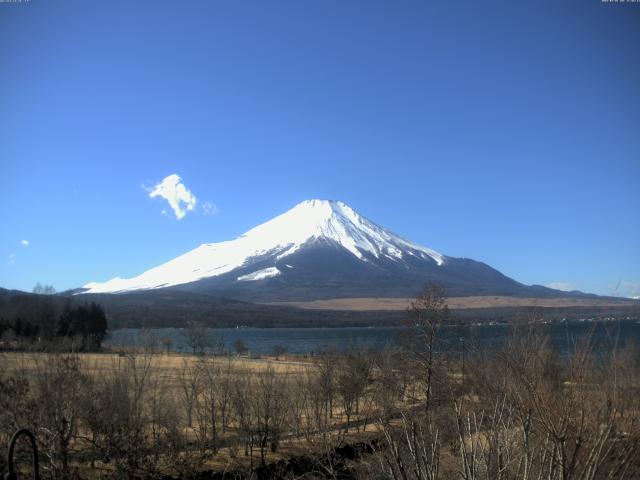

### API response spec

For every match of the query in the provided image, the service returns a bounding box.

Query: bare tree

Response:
[373,347,408,419]
[177,359,201,429]
[160,336,173,355]
[230,370,255,466]
[137,328,158,354]
[375,411,441,480]
[272,344,287,360]
[252,366,287,464]
[194,357,231,453]
[215,357,235,433]
[314,352,337,423]
[298,361,357,479]
[234,339,248,356]
[180,321,213,355]
[32,283,56,295]
[403,283,448,412]
[336,350,372,433]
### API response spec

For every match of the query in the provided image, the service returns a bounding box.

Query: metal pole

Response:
[5,428,40,480]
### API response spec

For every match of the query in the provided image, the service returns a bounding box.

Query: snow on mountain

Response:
[237,267,281,282]
[81,199,445,294]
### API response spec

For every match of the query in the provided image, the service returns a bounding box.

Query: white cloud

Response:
[202,201,219,216]
[21,240,29,247]
[148,174,197,220]
[546,282,574,292]
[608,280,640,299]
[8,253,16,265]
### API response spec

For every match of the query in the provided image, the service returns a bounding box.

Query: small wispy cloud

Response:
[546,282,574,292]
[147,174,197,220]
[8,253,16,265]
[608,280,640,299]
[21,240,29,248]
[202,201,219,216]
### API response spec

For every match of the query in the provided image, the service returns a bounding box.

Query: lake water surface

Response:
[106,319,640,355]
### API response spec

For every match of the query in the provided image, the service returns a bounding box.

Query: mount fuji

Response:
[80,199,580,302]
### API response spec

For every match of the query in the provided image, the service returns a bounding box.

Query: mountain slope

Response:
[80,199,593,301]
[83,199,444,294]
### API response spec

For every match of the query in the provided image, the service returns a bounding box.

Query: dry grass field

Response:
[267,295,640,311]
[1,351,313,378]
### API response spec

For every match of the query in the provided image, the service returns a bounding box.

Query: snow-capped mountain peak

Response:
[81,199,444,294]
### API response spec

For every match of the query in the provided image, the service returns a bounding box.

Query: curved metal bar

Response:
[5,428,40,480]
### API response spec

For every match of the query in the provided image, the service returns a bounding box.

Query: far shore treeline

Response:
[0,285,107,350]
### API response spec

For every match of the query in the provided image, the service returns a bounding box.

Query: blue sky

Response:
[1,0,638,297]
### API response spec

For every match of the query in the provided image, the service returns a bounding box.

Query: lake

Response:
[105,318,640,355]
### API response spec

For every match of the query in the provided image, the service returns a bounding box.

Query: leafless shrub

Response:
[31,354,85,479]
[77,352,164,479]
[457,325,640,479]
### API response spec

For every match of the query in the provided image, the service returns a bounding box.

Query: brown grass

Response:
[265,295,639,311]
[1,351,314,378]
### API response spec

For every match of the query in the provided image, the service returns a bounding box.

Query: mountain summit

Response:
[238,199,445,265]
[81,199,572,301]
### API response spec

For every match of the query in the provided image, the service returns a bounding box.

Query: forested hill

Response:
[0,288,107,349]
